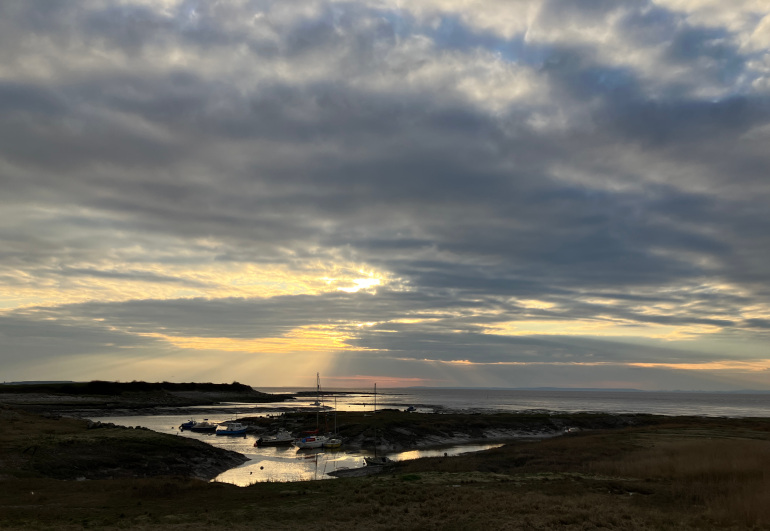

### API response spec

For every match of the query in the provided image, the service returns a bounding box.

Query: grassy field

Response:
[0,406,246,482]
[1,407,769,529]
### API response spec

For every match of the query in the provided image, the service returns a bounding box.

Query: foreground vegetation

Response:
[0,406,246,482]
[1,406,769,530]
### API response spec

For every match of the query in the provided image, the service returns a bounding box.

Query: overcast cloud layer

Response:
[1,0,769,390]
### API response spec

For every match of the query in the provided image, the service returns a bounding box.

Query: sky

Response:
[1,0,770,391]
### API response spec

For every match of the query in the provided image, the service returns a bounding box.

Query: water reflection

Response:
[214,448,366,485]
[90,413,370,485]
[212,443,506,486]
[392,443,504,462]
[89,412,506,486]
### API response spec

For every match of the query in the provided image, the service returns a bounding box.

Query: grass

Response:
[393,420,770,528]
[0,406,245,481]
[589,437,770,526]
[1,407,769,529]
[0,472,722,530]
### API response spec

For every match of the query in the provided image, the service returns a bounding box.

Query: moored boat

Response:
[364,456,394,466]
[255,428,294,447]
[188,419,218,433]
[323,395,341,449]
[294,435,328,449]
[295,373,328,449]
[365,383,390,465]
[322,437,342,449]
[216,422,248,436]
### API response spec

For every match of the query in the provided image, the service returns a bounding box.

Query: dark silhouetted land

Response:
[1,382,769,529]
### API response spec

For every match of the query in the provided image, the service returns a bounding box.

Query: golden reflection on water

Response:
[214,448,366,486]
[89,413,509,486]
[215,444,506,486]
[392,443,503,462]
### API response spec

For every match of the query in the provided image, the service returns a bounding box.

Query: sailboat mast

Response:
[315,372,320,429]
[374,383,377,459]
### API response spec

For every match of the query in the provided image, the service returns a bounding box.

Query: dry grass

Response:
[0,474,713,530]
[2,409,770,530]
[392,421,770,529]
[0,406,244,481]
[589,437,770,526]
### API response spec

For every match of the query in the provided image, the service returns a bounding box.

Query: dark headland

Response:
[1,381,769,529]
[0,380,292,414]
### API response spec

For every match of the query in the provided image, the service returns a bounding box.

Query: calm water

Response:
[90,412,503,486]
[92,388,770,486]
[259,387,770,418]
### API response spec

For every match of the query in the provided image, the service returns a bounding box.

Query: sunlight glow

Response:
[628,360,770,372]
[144,324,375,354]
[417,358,770,373]
[337,277,382,293]
[0,259,390,310]
[322,375,441,387]
[484,319,723,341]
[517,299,557,310]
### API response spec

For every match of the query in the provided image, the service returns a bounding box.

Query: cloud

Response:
[1,0,769,389]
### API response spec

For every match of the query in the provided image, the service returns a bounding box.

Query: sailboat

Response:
[295,373,329,449]
[323,395,342,448]
[364,383,393,466]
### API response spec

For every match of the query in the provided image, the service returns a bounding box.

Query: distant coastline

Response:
[402,386,770,394]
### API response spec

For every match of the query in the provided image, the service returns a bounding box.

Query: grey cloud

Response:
[0,83,65,116]
[666,26,740,70]
[742,319,770,330]
[57,267,209,286]
[13,283,759,360]
[1,0,769,387]
[0,313,160,359]
[350,326,712,364]
[43,292,423,339]
[601,95,768,148]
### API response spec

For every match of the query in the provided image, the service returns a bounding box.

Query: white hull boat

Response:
[255,429,294,447]
[294,435,328,449]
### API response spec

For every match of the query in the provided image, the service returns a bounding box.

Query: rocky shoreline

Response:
[239,408,660,454]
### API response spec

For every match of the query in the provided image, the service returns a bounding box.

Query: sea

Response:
[262,387,770,418]
[90,388,770,487]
